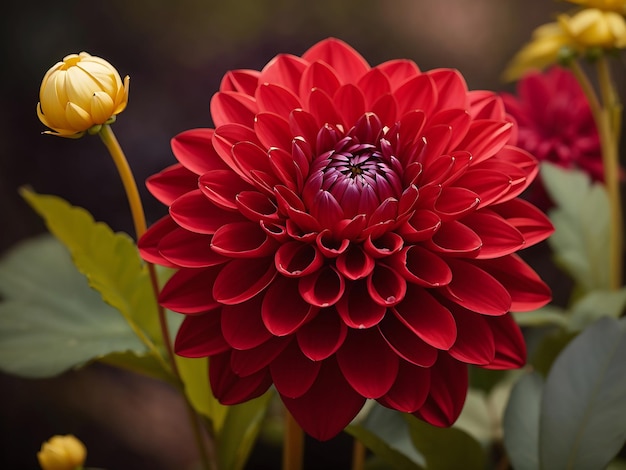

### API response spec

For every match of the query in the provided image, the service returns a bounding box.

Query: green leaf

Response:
[539,316,626,470]
[176,355,228,433]
[345,424,423,470]
[541,163,611,292]
[406,415,486,470]
[20,188,165,355]
[503,372,544,470]
[99,351,175,384]
[0,235,145,377]
[513,306,569,329]
[566,288,626,331]
[530,329,578,377]
[217,391,274,470]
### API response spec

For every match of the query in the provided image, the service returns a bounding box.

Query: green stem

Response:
[351,439,366,470]
[570,60,623,290]
[283,410,304,470]
[98,124,216,470]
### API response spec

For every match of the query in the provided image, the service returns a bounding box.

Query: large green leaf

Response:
[217,391,274,470]
[566,288,626,331]
[345,424,423,470]
[503,372,543,470]
[539,316,626,470]
[0,235,145,377]
[406,415,486,470]
[541,163,611,292]
[20,188,165,355]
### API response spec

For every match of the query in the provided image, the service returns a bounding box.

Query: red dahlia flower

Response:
[139,38,553,441]
[501,66,603,181]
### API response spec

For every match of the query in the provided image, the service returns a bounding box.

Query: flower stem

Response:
[351,439,366,470]
[283,410,304,470]
[570,60,623,290]
[98,124,216,470]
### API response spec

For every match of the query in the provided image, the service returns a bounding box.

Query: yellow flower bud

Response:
[37,52,130,138]
[559,8,626,48]
[37,434,87,470]
[564,0,626,14]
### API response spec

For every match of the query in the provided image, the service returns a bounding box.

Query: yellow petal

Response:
[91,91,115,123]
[65,102,93,131]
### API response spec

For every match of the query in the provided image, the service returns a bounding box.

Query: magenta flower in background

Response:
[501,66,604,182]
[139,38,553,441]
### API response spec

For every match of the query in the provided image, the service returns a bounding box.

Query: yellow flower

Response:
[37,434,87,470]
[564,0,626,14]
[558,8,626,48]
[37,52,129,138]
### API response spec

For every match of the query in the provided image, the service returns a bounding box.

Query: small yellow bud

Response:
[37,52,129,138]
[37,434,87,470]
[559,8,626,49]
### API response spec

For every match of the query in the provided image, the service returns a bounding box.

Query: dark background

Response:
[0,1,580,468]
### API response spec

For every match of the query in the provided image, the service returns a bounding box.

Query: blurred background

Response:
[0,0,574,468]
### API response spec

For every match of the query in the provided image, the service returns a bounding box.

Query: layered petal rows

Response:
[139,38,553,441]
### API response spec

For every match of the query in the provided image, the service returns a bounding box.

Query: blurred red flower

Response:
[502,66,604,183]
[139,38,553,441]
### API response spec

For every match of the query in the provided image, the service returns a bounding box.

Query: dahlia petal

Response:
[413,354,468,427]
[398,210,442,243]
[232,140,275,178]
[377,59,421,90]
[393,287,457,350]
[447,306,496,365]
[395,73,437,117]
[297,309,347,361]
[419,154,457,187]
[482,313,526,369]
[261,220,290,242]
[262,276,317,336]
[371,94,398,128]
[259,53,308,96]
[337,214,368,240]
[159,227,227,268]
[337,328,399,398]
[378,360,431,413]
[491,198,554,248]
[429,220,482,255]
[221,295,272,349]
[199,169,255,210]
[270,340,322,398]
[256,83,302,119]
[428,69,468,110]
[170,189,243,234]
[230,336,291,376]
[174,309,229,357]
[138,216,179,267]
[210,351,272,405]
[357,67,391,107]
[443,259,511,315]
[299,61,341,103]
[368,197,399,227]
[336,244,375,280]
[427,108,471,151]
[433,186,479,221]
[474,254,552,311]
[211,221,278,258]
[493,146,539,199]
[212,123,261,180]
[268,147,300,190]
[210,91,258,128]
[309,87,343,128]
[289,109,320,150]
[311,191,345,229]
[275,241,323,277]
[454,169,513,208]
[462,211,525,259]
[334,84,366,128]
[367,264,407,307]
[299,265,345,308]
[235,190,280,223]
[146,164,199,206]
[396,111,427,162]
[171,128,229,175]
[363,232,404,259]
[457,120,513,164]
[336,280,387,329]
[469,90,506,120]
[213,257,277,305]
[159,266,221,314]
[254,112,293,151]
[417,124,452,167]
[281,357,366,441]
[378,313,438,367]
[220,69,260,95]
[388,245,452,287]
[302,37,371,84]
[316,230,350,258]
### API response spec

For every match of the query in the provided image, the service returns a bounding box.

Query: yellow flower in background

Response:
[559,8,626,47]
[37,52,129,138]
[503,8,626,81]
[564,0,626,14]
[37,434,87,470]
